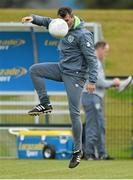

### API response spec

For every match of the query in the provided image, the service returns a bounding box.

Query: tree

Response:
[0,0,49,8]
[76,0,133,9]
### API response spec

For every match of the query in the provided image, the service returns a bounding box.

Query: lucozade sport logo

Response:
[44,40,59,46]
[0,67,27,82]
[0,39,25,50]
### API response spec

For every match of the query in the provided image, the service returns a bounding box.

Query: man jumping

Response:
[22,7,98,168]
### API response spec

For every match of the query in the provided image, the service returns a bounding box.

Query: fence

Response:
[0,76,132,159]
[104,76,133,159]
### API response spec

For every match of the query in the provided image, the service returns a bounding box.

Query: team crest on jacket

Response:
[68,35,74,43]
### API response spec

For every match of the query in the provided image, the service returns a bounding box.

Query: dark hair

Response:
[95,41,108,49]
[57,7,73,18]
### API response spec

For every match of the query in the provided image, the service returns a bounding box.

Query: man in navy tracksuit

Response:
[22,7,98,168]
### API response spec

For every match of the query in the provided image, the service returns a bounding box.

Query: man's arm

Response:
[97,77,120,88]
[22,15,52,28]
[79,31,98,92]
[96,62,120,88]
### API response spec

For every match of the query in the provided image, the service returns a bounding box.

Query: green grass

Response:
[107,86,133,100]
[0,9,133,75]
[0,159,133,179]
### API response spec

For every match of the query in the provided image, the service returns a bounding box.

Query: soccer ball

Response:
[48,18,69,38]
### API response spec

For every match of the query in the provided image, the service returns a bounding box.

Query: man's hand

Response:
[85,83,96,93]
[113,78,121,87]
[21,16,33,23]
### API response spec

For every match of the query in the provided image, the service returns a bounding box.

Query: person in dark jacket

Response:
[22,7,98,168]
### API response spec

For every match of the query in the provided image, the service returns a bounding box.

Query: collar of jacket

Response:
[73,16,81,29]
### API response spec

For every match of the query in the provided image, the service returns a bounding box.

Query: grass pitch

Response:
[0,159,133,179]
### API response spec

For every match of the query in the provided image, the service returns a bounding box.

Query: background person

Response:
[82,41,121,160]
[21,7,98,168]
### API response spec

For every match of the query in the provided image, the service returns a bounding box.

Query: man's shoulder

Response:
[80,25,93,36]
[73,27,93,39]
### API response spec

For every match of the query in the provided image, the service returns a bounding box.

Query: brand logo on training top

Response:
[86,42,91,47]
[68,35,74,43]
